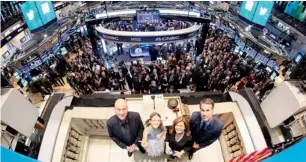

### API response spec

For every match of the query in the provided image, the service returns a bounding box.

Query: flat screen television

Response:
[136,10,160,24]
[295,54,303,63]
[265,66,272,73]
[2,51,10,59]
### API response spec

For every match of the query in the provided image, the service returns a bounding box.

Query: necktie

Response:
[200,122,206,134]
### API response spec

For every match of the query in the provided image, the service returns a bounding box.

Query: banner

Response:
[98,31,199,43]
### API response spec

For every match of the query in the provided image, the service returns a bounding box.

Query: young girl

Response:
[141,112,166,157]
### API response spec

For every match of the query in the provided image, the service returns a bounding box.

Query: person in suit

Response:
[189,98,224,159]
[107,99,146,157]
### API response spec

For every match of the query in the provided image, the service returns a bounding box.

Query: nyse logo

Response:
[155,36,180,42]
[245,1,254,11]
[131,37,141,42]
[41,3,50,14]
[27,10,34,20]
[259,7,268,16]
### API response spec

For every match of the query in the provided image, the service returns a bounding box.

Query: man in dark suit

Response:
[189,98,224,159]
[107,99,146,157]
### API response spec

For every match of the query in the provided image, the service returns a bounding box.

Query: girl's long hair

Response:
[145,112,163,128]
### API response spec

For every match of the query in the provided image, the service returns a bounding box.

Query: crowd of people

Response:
[104,19,189,32]
[60,26,275,99]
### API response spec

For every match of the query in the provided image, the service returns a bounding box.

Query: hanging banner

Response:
[98,31,199,43]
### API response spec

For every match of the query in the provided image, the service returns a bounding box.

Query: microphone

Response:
[151,95,156,110]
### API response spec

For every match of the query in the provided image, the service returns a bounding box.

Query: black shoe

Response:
[128,151,133,157]
[138,146,146,154]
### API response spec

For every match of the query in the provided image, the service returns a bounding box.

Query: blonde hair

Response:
[145,112,163,128]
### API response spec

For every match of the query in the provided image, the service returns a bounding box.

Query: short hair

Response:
[200,98,215,109]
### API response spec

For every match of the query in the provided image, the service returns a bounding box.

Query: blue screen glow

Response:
[20,1,56,31]
[20,1,44,31]
[35,1,56,25]
[239,1,274,26]
[252,1,274,26]
[239,1,259,20]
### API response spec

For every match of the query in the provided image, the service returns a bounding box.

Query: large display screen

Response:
[20,1,56,31]
[20,1,44,31]
[252,1,274,26]
[239,1,259,20]
[239,1,274,26]
[35,1,57,24]
[136,10,160,24]
[285,1,306,22]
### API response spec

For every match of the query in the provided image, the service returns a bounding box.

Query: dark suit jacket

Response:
[107,112,144,149]
[190,112,224,148]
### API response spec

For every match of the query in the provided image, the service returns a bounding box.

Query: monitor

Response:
[252,1,274,26]
[239,1,259,20]
[270,72,277,80]
[265,66,272,73]
[136,10,160,24]
[21,79,28,87]
[35,1,57,25]
[239,1,274,26]
[285,1,306,22]
[2,51,10,59]
[13,72,21,80]
[20,2,44,31]
[20,37,27,44]
[295,54,303,63]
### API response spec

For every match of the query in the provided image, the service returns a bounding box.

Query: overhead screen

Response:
[35,1,57,24]
[136,10,160,24]
[285,1,306,22]
[20,1,56,31]
[20,2,44,31]
[239,1,274,26]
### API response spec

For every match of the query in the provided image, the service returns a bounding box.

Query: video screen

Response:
[137,10,160,24]
[244,46,257,58]
[2,51,10,59]
[239,1,274,26]
[20,2,44,31]
[130,46,150,57]
[252,1,274,26]
[255,53,269,65]
[295,54,303,63]
[20,1,56,31]
[285,1,306,22]
[21,79,28,87]
[265,66,273,73]
[20,65,31,73]
[35,1,57,25]
[270,72,277,80]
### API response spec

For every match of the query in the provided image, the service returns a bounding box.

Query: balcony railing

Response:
[271,9,306,36]
[1,13,24,32]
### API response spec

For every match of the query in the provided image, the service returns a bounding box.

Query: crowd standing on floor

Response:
[60,27,274,98]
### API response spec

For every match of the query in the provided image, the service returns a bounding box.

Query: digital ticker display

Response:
[136,10,160,24]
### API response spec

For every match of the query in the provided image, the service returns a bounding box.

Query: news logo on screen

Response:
[285,1,306,22]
